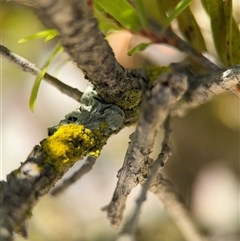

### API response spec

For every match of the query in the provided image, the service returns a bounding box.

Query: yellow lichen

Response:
[88,149,101,157]
[41,124,99,172]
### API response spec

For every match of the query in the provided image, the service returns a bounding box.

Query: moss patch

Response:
[144,66,171,88]
[117,89,142,110]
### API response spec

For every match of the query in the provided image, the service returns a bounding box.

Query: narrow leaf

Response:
[224,0,233,65]
[18,29,58,43]
[137,0,170,26]
[94,6,121,33]
[94,0,141,32]
[177,7,207,51]
[134,0,150,30]
[201,0,226,64]
[224,0,240,65]
[229,18,240,65]
[127,42,152,56]
[29,44,63,111]
[161,0,195,33]
[201,0,240,66]
[44,31,59,42]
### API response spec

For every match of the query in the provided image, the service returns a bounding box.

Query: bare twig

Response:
[104,73,187,226]
[164,29,220,72]
[143,21,220,72]
[118,117,172,239]
[171,64,240,115]
[51,156,97,196]
[0,44,83,102]
[149,174,207,241]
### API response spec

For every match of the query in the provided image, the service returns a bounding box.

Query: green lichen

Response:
[118,66,172,123]
[117,89,142,110]
[88,122,110,152]
[42,123,100,172]
[144,66,172,88]
[123,106,141,125]
[49,86,124,136]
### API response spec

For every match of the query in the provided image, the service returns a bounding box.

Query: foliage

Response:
[29,44,63,111]
[20,0,240,110]
[19,30,62,111]
[94,0,239,65]
[201,0,240,65]
[18,29,59,43]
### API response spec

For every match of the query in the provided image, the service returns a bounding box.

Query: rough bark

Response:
[1,1,240,241]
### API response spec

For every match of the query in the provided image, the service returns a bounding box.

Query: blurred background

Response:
[1,1,239,241]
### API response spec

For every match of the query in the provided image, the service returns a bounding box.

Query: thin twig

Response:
[144,21,220,72]
[104,73,187,226]
[51,156,97,196]
[148,175,207,241]
[118,117,172,238]
[0,44,83,102]
[164,29,220,72]
[171,64,240,115]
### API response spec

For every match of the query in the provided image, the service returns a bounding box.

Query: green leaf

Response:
[224,0,233,65]
[29,44,63,111]
[142,0,174,26]
[94,0,142,32]
[229,18,240,65]
[224,0,240,65]
[201,0,225,63]
[201,0,228,64]
[44,30,59,42]
[201,0,240,66]
[134,0,150,30]
[161,0,195,33]
[94,6,121,33]
[127,42,152,56]
[177,7,207,51]
[18,29,59,43]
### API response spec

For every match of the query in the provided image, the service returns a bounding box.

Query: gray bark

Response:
[1,1,240,241]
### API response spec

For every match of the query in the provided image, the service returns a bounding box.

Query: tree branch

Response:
[148,174,207,241]
[0,125,101,241]
[2,2,240,241]
[145,23,220,72]
[171,63,240,115]
[117,117,172,239]
[0,88,124,241]
[116,116,206,241]
[51,156,97,196]
[0,44,83,102]
[103,73,187,226]
[30,0,147,109]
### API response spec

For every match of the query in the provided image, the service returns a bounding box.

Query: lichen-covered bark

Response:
[0,90,122,241]
[104,73,187,226]
[2,1,240,241]
[0,120,112,241]
[1,145,53,240]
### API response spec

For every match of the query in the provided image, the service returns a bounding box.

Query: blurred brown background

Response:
[1,2,239,241]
